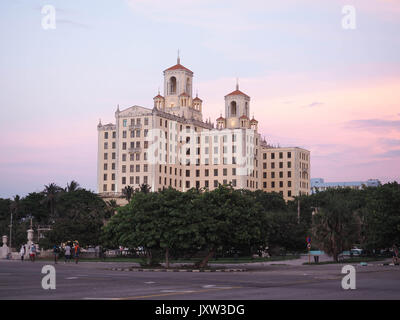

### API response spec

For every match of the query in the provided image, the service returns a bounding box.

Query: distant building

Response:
[310,178,381,194]
[97,57,311,201]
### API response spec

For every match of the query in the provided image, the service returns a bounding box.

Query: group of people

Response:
[19,243,37,262]
[53,241,80,264]
[18,241,80,264]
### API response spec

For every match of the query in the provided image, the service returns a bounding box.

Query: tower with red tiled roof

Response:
[162,54,202,120]
[224,80,251,129]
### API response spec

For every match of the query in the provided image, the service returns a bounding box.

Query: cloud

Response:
[376,149,400,158]
[346,118,400,131]
[303,101,324,108]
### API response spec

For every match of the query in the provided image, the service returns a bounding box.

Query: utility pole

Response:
[9,212,13,250]
[297,198,300,224]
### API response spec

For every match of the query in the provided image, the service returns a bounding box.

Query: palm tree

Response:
[41,183,64,220]
[122,186,134,202]
[139,183,151,194]
[105,199,119,218]
[66,180,80,192]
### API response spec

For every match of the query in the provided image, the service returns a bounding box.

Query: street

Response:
[0,259,399,300]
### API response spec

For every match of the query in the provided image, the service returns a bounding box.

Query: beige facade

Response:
[97,58,310,201]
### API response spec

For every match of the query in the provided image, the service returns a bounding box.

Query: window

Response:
[123,131,127,138]
[205,180,209,188]
[122,165,126,173]
[122,142,127,150]
[112,131,116,138]
[288,171,292,178]
[112,173,115,181]
[186,170,190,177]
[288,161,291,168]
[288,181,292,187]
[103,174,107,181]
[196,170,200,177]
[263,172,267,179]
[104,163,108,170]
[136,165,140,172]
[112,142,116,149]
[288,190,292,197]
[223,168,227,176]
[123,119,127,127]
[232,179,237,187]
[130,176,134,184]
[103,184,107,192]
[104,153,108,160]
[136,176,140,184]
[144,118,149,125]
[214,180,219,188]
[279,152,283,159]
[205,169,209,177]
[271,172,275,178]
[271,181,275,188]
[288,152,291,158]
[214,169,218,176]
[279,171,283,178]
[112,163,115,170]
[271,153,275,159]
[279,181,283,188]
[271,162,275,169]
[104,132,108,139]
[279,162,283,168]
[232,168,236,176]
[122,154,126,161]
[130,165,134,172]
[186,181,190,188]
[122,177,126,185]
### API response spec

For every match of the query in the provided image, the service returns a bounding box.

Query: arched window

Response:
[186,77,191,94]
[230,101,237,117]
[170,77,177,94]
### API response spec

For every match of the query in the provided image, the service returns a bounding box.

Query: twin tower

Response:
[153,57,258,130]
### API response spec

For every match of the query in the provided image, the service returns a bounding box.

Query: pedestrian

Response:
[392,244,399,265]
[64,243,71,263]
[73,241,80,264]
[29,244,36,262]
[20,245,25,262]
[53,244,60,264]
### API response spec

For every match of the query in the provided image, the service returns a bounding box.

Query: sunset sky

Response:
[0,0,399,198]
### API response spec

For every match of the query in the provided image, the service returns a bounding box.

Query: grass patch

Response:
[37,255,300,264]
[303,256,386,265]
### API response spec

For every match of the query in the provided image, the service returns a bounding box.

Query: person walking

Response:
[64,243,72,263]
[53,244,60,264]
[20,245,25,261]
[29,244,36,262]
[73,241,80,264]
[393,244,399,265]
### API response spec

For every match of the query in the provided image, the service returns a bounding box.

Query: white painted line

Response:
[160,290,195,293]
[202,285,216,288]
[65,277,78,280]
[144,281,155,284]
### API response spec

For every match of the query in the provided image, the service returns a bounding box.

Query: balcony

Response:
[128,147,142,153]
[129,124,142,130]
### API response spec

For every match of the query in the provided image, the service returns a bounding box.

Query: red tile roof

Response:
[217,116,225,121]
[153,94,164,99]
[240,114,249,119]
[164,63,193,73]
[250,117,258,123]
[179,92,190,97]
[193,96,202,102]
[225,89,250,98]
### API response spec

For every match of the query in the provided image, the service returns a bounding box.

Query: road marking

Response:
[65,277,78,280]
[160,290,195,293]
[112,286,241,300]
[144,281,155,284]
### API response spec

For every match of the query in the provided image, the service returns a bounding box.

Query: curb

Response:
[109,267,246,272]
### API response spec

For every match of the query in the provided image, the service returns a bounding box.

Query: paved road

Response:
[0,259,399,300]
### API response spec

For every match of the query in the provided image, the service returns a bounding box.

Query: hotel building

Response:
[97,58,310,201]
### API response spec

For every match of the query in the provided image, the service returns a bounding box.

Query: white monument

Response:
[0,235,10,259]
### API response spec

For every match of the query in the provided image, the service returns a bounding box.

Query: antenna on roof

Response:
[236,78,239,90]
[177,49,180,64]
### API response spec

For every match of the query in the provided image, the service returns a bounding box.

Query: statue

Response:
[0,235,10,259]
